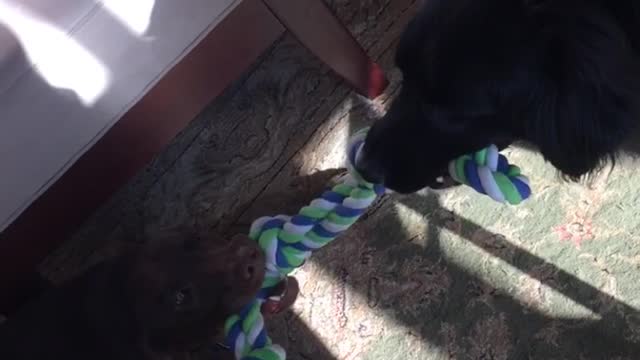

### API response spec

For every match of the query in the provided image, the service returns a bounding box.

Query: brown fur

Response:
[0,232,264,360]
[0,169,343,359]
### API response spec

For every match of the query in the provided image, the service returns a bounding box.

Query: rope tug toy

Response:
[223,127,531,360]
[448,144,531,205]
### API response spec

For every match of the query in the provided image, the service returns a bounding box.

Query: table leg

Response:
[263,0,389,99]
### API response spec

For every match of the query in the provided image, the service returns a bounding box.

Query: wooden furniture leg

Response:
[263,0,389,99]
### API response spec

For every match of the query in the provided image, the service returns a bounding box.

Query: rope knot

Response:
[449,145,531,205]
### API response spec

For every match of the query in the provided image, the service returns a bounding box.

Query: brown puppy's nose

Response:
[234,244,264,281]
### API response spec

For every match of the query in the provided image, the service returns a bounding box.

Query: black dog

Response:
[356,0,640,193]
[0,232,268,360]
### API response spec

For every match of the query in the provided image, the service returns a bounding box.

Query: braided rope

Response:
[223,128,531,360]
[448,144,531,205]
[224,129,382,360]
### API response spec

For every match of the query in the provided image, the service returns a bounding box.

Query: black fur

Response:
[357,0,640,193]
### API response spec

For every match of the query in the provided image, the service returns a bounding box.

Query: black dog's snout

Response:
[354,148,385,184]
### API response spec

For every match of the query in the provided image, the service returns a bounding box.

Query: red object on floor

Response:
[367,62,389,99]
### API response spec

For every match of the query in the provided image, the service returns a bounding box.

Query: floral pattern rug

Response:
[265,149,640,360]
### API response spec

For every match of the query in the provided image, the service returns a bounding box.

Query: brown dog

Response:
[0,232,282,360]
[0,169,343,359]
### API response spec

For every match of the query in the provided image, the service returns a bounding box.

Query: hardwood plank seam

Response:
[227,84,353,229]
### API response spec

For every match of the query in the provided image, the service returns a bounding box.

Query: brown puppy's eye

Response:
[245,264,256,280]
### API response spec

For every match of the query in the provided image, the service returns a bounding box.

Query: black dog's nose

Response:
[354,148,385,184]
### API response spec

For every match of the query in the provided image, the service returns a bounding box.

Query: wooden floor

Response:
[39,0,420,283]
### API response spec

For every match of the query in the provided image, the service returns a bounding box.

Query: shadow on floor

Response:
[302,180,640,359]
[276,88,640,358]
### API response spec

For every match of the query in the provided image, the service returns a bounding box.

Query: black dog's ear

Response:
[523,11,640,179]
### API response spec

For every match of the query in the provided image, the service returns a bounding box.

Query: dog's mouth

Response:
[354,143,458,193]
[367,168,459,194]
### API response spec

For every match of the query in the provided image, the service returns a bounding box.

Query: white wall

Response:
[0,0,240,231]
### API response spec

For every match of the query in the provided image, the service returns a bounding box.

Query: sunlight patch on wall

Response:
[103,0,155,36]
[0,2,110,106]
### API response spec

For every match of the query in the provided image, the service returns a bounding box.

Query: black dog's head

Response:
[357,0,640,193]
[126,232,265,352]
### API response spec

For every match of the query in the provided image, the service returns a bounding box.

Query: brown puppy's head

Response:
[125,232,265,352]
